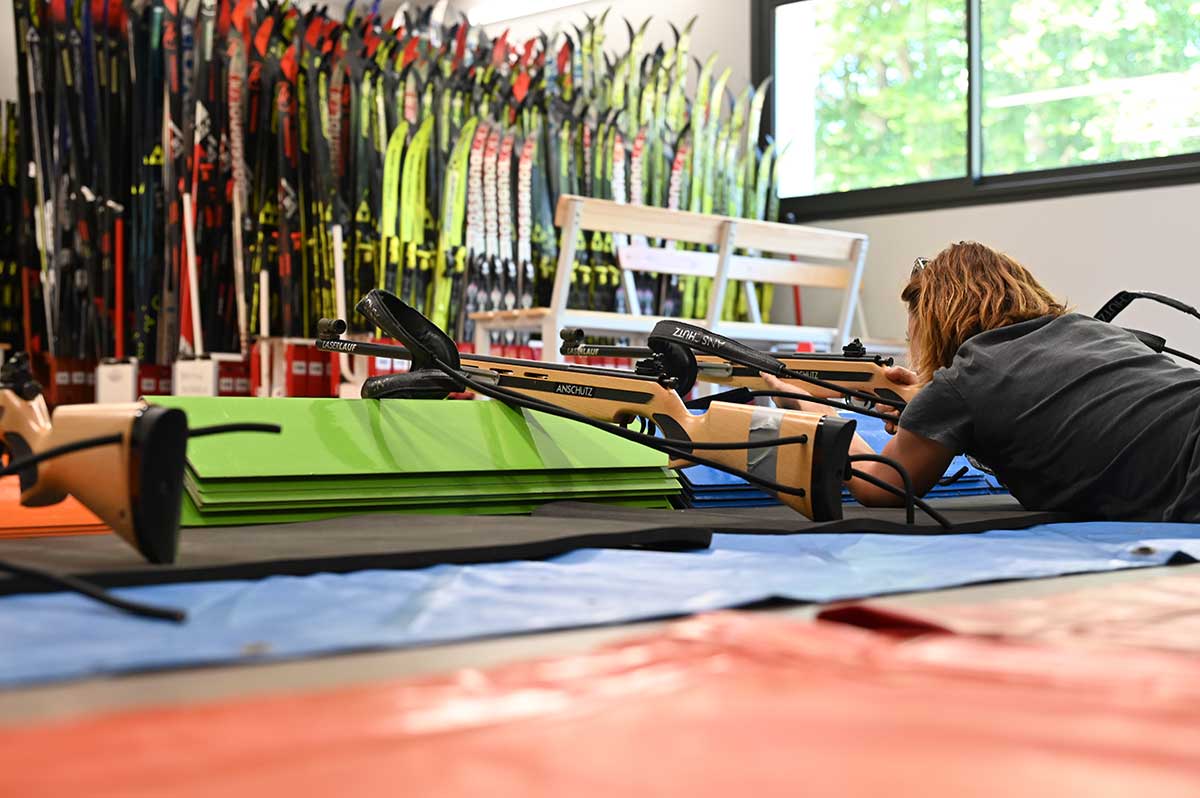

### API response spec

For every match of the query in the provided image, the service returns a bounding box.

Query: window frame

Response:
[751,0,1200,222]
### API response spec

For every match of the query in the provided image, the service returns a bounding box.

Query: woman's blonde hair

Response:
[901,241,1066,382]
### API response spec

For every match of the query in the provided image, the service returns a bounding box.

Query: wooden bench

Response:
[469,195,873,362]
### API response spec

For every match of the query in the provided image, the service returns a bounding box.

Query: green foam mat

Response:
[150,397,667,478]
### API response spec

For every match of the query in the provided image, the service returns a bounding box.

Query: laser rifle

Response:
[559,329,919,409]
[317,290,859,522]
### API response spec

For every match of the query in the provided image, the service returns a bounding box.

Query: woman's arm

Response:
[846,426,955,506]
[760,370,956,507]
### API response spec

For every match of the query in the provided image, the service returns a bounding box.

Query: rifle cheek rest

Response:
[357,289,462,371]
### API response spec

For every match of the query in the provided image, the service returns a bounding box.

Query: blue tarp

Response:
[1,521,1198,687]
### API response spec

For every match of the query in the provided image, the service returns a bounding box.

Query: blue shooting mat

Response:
[1,521,1198,687]
[680,413,1006,507]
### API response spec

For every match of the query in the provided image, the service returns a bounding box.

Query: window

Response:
[753,0,1200,219]
[775,0,968,197]
[981,0,1200,175]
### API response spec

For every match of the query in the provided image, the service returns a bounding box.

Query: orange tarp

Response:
[3,611,1200,797]
[0,477,108,539]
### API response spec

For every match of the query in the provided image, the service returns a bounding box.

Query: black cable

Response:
[462,372,816,451]
[938,466,970,487]
[1165,346,1200,368]
[860,454,953,528]
[475,383,808,497]
[849,453,916,525]
[0,423,278,621]
[0,433,122,478]
[655,433,816,450]
[189,423,283,437]
[849,468,952,529]
[0,560,186,622]
[0,424,281,479]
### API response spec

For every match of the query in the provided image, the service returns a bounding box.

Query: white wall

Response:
[811,183,1200,353]
[448,0,751,92]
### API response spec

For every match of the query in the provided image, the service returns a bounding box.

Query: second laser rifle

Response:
[559,329,919,409]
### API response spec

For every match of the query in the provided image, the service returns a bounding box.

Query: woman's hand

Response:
[884,365,919,386]
[760,366,921,433]
[759,372,839,416]
[880,366,920,434]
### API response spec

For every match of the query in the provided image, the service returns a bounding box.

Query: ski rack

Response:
[468,195,884,363]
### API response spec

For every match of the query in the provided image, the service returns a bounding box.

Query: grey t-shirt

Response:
[900,313,1200,521]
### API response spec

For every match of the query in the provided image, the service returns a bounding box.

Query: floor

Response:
[4,560,1194,726]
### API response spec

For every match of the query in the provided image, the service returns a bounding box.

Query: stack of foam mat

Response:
[677,413,1006,509]
[147,397,681,525]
